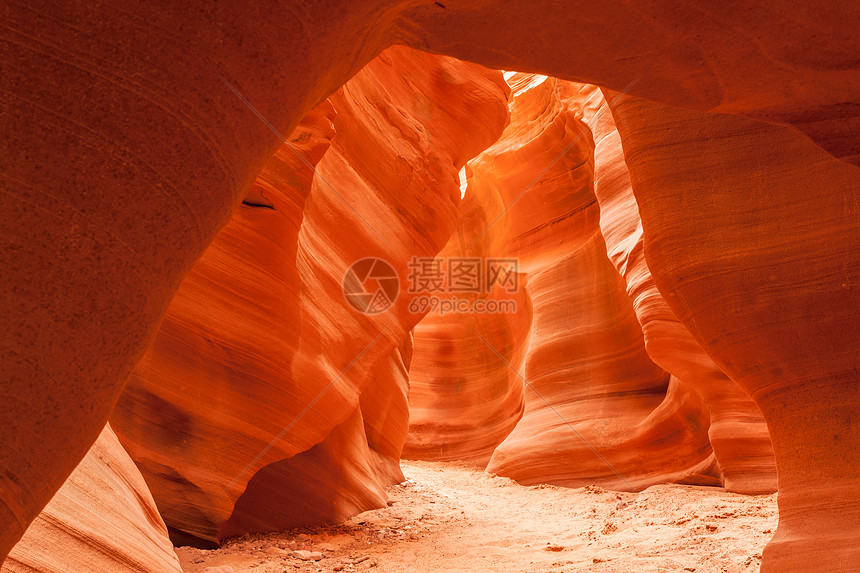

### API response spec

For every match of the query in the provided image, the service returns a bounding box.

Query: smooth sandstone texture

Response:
[2,425,181,573]
[560,82,778,494]
[111,101,338,544]
[402,166,533,464]
[111,46,510,544]
[1,0,405,557]
[608,92,859,572]
[2,2,857,570]
[398,1,860,165]
[401,96,533,463]
[468,74,715,489]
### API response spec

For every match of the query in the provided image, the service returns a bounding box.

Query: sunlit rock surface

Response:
[1,3,857,570]
[3,426,181,573]
[110,46,510,544]
[402,162,532,465]
[406,75,778,498]
[421,73,717,490]
[557,82,778,494]
[607,91,859,573]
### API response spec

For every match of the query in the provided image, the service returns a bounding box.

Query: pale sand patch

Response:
[176,460,777,573]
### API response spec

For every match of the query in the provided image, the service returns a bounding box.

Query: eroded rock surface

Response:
[1,4,857,571]
[608,91,859,573]
[110,46,510,544]
[3,425,181,573]
[402,131,532,464]
[444,74,717,490]
[558,82,778,494]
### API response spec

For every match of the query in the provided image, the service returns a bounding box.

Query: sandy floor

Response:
[176,461,778,573]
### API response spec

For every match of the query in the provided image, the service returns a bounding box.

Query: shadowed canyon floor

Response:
[176,462,777,573]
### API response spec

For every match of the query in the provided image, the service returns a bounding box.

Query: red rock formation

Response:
[400,1,860,165]
[607,92,859,572]
[110,102,338,544]
[2,425,180,573]
[2,2,857,568]
[402,166,533,464]
[111,46,510,544]
[0,1,416,556]
[559,82,778,494]
[459,73,715,489]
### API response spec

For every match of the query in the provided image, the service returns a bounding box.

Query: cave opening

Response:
[2,4,858,573]
[127,55,785,571]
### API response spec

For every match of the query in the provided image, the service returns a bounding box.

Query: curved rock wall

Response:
[402,165,532,464]
[398,1,860,165]
[0,1,408,556]
[558,82,778,494]
[110,102,338,544]
[460,74,715,489]
[2,3,857,570]
[2,426,180,573]
[110,46,510,544]
[608,91,859,572]
[406,75,779,498]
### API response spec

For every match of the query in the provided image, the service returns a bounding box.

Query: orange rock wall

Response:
[2,3,857,570]
[406,75,778,497]
[413,74,718,489]
[2,426,181,573]
[608,91,859,572]
[1,1,409,557]
[402,120,534,464]
[110,46,510,544]
[400,1,860,165]
[110,101,338,544]
[556,82,778,494]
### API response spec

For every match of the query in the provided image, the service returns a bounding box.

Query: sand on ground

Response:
[176,460,778,573]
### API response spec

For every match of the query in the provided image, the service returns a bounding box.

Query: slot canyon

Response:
[1,2,857,572]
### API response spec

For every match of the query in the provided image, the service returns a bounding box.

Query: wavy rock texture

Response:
[1,1,857,568]
[460,73,716,489]
[111,102,338,545]
[402,164,533,464]
[558,82,778,494]
[0,1,412,556]
[401,1,860,165]
[111,46,510,544]
[2,425,180,573]
[608,92,859,572]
